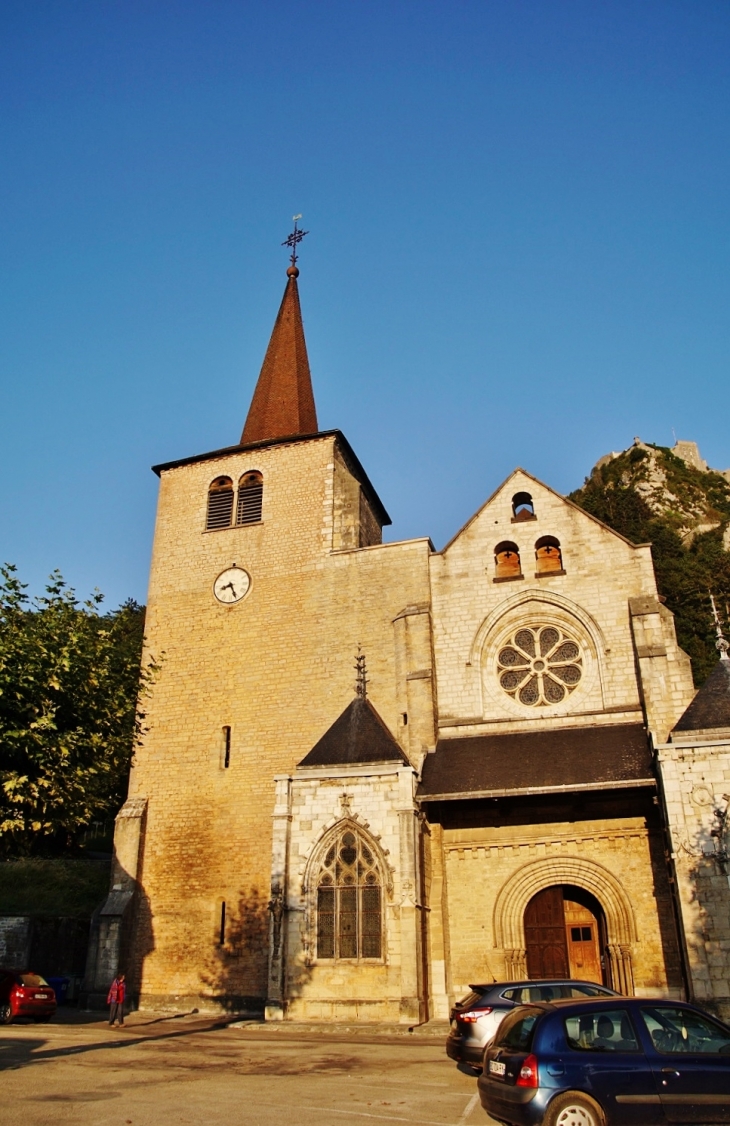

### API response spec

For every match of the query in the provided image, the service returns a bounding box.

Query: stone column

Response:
[393,605,436,769]
[265,774,292,1021]
[397,766,425,1024]
[505,948,528,978]
[607,944,635,996]
[81,796,147,1009]
[424,822,452,1018]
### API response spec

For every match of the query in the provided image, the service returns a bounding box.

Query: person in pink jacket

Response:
[107,973,126,1026]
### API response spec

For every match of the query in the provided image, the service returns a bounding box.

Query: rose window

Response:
[497,626,582,706]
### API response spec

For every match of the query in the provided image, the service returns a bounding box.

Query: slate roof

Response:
[418,723,652,801]
[673,659,730,733]
[298,696,408,768]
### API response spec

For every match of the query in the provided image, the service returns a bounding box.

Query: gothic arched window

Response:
[316,828,382,960]
[236,471,263,525]
[206,477,234,530]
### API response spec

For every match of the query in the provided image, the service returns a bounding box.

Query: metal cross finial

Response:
[354,645,368,698]
[282,214,309,267]
[710,593,729,661]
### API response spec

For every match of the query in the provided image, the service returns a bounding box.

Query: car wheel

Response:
[544,1092,605,1126]
[0,1003,13,1026]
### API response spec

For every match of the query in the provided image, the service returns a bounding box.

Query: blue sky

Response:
[1,1,728,607]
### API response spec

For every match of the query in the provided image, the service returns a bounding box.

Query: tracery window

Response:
[497,625,583,706]
[316,828,382,960]
[206,477,234,530]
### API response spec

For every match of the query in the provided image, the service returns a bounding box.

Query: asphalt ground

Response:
[1,1011,498,1126]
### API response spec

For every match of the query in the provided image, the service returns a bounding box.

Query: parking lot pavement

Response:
[1,1014,497,1126]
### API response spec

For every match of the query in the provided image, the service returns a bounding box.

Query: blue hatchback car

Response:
[478,996,730,1126]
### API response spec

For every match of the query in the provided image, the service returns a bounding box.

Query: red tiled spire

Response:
[240,265,318,444]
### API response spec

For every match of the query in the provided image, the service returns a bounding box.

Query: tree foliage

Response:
[0,565,156,855]
[570,450,730,687]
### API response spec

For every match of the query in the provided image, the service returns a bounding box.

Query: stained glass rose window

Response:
[497,625,582,706]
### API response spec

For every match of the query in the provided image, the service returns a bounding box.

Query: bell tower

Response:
[90,225,427,1016]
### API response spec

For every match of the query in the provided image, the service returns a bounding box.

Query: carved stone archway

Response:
[493,857,638,995]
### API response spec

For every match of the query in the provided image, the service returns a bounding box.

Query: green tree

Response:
[570,455,730,687]
[0,565,157,855]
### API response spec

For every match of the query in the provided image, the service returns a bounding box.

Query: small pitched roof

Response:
[673,659,730,734]
[241,268,318,444]
[298,696,408,768]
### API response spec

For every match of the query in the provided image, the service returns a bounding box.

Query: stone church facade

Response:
[85,259,730,1021]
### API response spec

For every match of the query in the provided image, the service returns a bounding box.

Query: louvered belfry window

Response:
[206,477,234,530]
[316,829,382,959]
[236,471,263,525]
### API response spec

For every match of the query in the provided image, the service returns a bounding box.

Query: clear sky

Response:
[1,1,728,608]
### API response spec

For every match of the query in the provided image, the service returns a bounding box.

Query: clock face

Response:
[213,566,251,605]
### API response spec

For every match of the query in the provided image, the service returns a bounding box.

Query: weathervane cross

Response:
[354,645,368,699]
[282,214,309,267]
[710,593,729,661]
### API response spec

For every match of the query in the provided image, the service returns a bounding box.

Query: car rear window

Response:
[564,1009,640,1052]
[502,985,564,1003]
[17,974,49,987]
[458,990,486,1009]
[494,1008,540,1051]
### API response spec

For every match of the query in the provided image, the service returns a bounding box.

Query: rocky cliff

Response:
[570,440,730,686]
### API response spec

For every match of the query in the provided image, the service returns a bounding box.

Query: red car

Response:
[0,970,56,1024]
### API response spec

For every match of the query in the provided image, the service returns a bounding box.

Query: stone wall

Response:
[126,434,432,1010]
[656,735,730,1018]
[428,469,693,742]
[269,763,425,1023]
[435,813,683,1003]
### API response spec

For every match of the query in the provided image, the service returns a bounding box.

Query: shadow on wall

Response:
[82,860,155,1010]
[680,808,730,1017]
[198,887,313,1015]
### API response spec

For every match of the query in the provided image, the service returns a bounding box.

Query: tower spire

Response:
[240,218,318,445]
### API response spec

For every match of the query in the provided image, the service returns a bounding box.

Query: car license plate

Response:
[489,1060,506,1076]
[35,993,48,1000]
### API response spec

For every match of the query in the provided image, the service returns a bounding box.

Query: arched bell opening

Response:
[524,884,608,987]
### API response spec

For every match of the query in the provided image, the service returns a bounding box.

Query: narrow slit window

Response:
[494,540,522,579]
[223,725,231,769]
[236,471,263,525]
[219,901,226,946]
[206,477,234,530]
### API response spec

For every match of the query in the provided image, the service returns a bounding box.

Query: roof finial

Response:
[710,593,729,661]
[354,645,368,698]
[282,214,308,277]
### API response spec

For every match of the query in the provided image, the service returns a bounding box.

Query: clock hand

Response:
[222,581,237,595]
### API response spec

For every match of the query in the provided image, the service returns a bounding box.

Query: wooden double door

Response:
[524,885,605,984]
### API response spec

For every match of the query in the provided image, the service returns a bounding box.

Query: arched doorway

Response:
[524,885,606,984]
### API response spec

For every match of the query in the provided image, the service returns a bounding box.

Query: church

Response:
[84,242,730,1022]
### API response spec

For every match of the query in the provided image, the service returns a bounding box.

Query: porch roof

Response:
[417,723,653,801]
